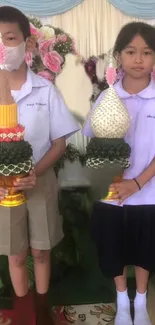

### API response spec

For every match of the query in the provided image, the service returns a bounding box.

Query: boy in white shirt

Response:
[0,6,79,325]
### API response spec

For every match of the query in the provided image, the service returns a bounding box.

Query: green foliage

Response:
[54,27,65,35]
[54,144,86,176]
[87,138,131,160]
[27,255,35,288]
[53,36,73,57]
[28,17,43,28]
[53,186,93,268]
[0,256,11,296]
[0,140,32,164]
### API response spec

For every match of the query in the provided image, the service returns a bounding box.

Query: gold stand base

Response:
[0,192,26,207]
[0,174,27,207]
[103,191,116,201]
[102,175,122,201]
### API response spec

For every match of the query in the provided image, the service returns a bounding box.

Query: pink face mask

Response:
[0,35,26,72]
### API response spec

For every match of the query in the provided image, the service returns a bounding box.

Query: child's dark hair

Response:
[0,6,30,40]
[113,22,155,57]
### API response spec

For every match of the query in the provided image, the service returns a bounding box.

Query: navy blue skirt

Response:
[91,202,155,278]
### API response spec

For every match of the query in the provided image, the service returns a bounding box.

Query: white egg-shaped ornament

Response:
[85,50,131,201]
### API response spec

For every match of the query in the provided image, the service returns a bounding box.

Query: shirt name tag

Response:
[27,102,46,107]
[147,115,155,119]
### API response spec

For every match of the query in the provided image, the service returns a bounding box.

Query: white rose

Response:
[40,26,55,40]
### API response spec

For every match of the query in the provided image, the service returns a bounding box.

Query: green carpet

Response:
[0,263,136,309]
[0,290,13,309]
[49,265,137,306]
[50,266,116,306]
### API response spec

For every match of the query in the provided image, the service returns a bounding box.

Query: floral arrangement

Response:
[80,55,108,102]
[81,54,123,103]
[26,17,77,83]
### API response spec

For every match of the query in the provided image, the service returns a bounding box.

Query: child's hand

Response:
[0,187,8,200]
[109,179,139,205]
[13,170,36,191]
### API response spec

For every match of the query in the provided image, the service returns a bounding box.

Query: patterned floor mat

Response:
[54,303,116,325]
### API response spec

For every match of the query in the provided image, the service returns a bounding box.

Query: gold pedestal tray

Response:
[0,174,27,207]
[102,175,122,201]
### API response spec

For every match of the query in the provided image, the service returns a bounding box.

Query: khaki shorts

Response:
[0,168,64,255]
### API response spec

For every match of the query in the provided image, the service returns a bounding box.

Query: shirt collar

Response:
[114,78,155,99]
[27,68,50,88]
[16,68,50,102]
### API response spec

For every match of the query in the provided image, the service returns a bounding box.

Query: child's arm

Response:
[110,158,155,204]
[35,137,66,177]
[136,158,155,188]
[12,170,36,191]
[34,84,80,177]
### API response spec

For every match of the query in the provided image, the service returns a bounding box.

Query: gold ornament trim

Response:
[0,173,28,207]
[101,175,122,201]
[0,191,26,207]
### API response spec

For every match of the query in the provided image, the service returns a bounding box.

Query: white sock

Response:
[134,291,151,325]
[114,289,132,325]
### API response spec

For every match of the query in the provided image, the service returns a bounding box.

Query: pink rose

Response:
[25,51,33,67]
[30,23,43,41]
[72,39,77,54]
[0,43,6,64]
[43,51,64,74]
[37,70,55,82]
[39,39,56,56]
[57,34,67,42]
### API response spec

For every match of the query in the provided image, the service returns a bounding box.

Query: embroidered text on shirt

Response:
[147,115,155,119]
[27,103,46,106]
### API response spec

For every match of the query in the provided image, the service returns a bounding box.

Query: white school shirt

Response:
[11,69,80,164]
[83,78,155,206]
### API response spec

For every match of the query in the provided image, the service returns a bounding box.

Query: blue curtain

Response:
[0,0,84,16]
[108,0,155,19]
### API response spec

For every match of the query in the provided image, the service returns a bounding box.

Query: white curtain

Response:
[40,0,155,151]
[41,0,155,58]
